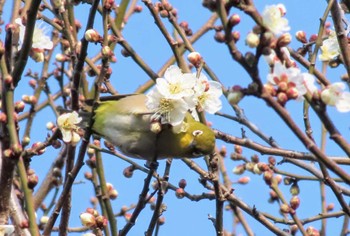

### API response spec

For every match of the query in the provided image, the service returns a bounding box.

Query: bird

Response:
[91,94,216,160]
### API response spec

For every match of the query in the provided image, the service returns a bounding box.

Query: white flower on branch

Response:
[321,82,350,112]
[146,88,190,127]
[319,31,340,62]
[262,4,290,36]
[57,111,82,145]
[146,65,223,127]
[193,73,223,114]
[15,18,53,51]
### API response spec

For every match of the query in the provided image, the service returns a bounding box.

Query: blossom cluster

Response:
[146,65,223,129]
[265,54,350,112]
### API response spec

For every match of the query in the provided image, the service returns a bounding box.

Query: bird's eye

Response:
[192,130,203,137]
[192,151,202,156]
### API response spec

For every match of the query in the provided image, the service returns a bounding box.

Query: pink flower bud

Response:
[237,176,250,184]
[229,14,240,27]
[175,188,185,199]
[187,51,202,67]
[295,31,307,44]
[290,196,300,210]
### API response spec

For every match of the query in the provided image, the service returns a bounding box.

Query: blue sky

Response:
[2,0,350,235]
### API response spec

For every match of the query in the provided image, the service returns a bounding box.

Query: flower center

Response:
[159,98,174,113]
[169,83,182,95]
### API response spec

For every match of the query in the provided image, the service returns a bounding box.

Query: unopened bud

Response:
[280,203,290,214]
[55,53,68,62]
[232,31,240,42]
[232,164,245,175]
[187,51,202,68]
[277,33,292,47]
[290,196,300,210]
[277,92,288,106]
[295,31,307,44]
[80,212,96,227]
[228,14,240,27]
[102,45,113,58]
[306,226,320,236]
[40,216,49,224]
[104,0,114,10]
[290,182,300,196]
[15,101,25,113]
[234,145,242,154]
[263,171,273,185]
[228,85,243,105]
[32,142,46,155]
[245,32,260,48]
[268,156,276,166]
[253,164,262,175]
[178,179,187,189]
[123,165,134,178]
[4,75,13,84]
[27,173,39,189]
[85,29,101,42]
[109,189,118,200]
[237,176,250,184]
[326,203,334,212]
[175,188,185,199]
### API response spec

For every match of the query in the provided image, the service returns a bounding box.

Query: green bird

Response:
[91,94,215,160]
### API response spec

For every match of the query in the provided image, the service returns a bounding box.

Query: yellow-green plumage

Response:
[92,94,215,160]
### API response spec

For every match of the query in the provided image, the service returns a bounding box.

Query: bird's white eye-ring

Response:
[193,130,203,137]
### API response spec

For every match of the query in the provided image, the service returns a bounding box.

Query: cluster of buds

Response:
[175,179,187,199]
[266,75,299,106]
[179,21,192,37]
[22,95,37,105]
[80,208,108,229]
[155,1,177,18]
[106,183,118,200]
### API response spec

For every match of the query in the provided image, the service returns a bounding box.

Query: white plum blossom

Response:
[57,111,82,145]
[0,225,15,235]
[15,18,53,51]
[146,65,223,127]
[193,73,223,114]
[319,31,340,61]
[146,88,190,126]
[262,4,290,36]
[321,82,350,112]
[155,65,196,100]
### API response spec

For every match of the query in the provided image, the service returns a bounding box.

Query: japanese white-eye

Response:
[91,94,215,160]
